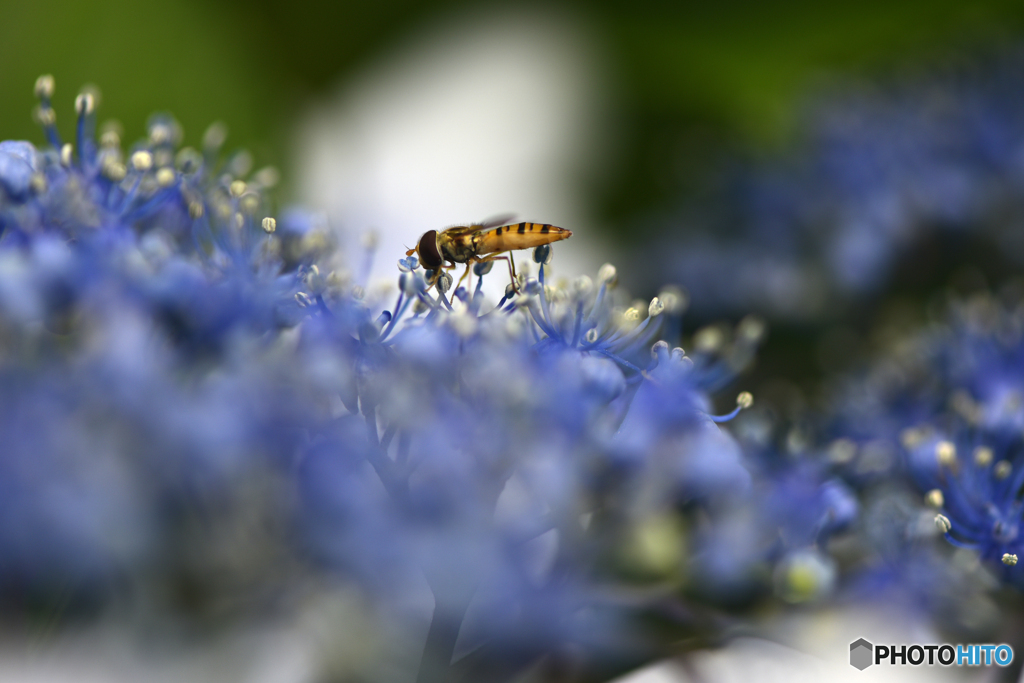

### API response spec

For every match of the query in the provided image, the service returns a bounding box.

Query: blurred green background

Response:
[4,0,1024,225]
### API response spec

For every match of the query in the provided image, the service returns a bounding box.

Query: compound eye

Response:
[418,230,442,270]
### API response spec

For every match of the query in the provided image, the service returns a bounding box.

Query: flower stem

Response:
[416,595,471,683]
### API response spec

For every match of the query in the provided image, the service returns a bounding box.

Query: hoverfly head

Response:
[416,230,443,271]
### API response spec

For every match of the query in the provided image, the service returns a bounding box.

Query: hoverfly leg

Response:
[456,264,473,294]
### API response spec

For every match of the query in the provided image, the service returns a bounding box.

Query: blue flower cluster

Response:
[0,78,858,681]
[831,291,1024,584]
[637,50,1024,320]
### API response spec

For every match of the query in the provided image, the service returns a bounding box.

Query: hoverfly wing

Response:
[479,213,518,229]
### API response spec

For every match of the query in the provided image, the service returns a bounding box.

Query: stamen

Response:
[827,438,857,464]
[707,392,753,423]
[131,150,153,172]
[252,166,280,188]
[597,263,617,286]
[436,271,453,295]
[74,92,95,117]
[261,217,276,234]
[100,129,121,149]
[239,192,260,214]
[738,315,766,342]
[102,157,127,181]
[900,427,925,449]
[1003,554,1018,566]
[925,489,944,508]
[156,167,176,187]
[60,143,73,167]
[995,461,1012,480]
[935,441,956,467]
[973,446,993,466]
[34,74,55,100]
[657,285,688,314]
[203,122,228,151]
[648,297,665,317]
[694,326,724,353]
[935,514,952,534]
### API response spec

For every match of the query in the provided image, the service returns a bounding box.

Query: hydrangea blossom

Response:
[635,48,1024,320]
[828,288,1024,602]
[0,77,858,682]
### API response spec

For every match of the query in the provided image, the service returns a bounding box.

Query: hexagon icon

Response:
[850,638,873,670]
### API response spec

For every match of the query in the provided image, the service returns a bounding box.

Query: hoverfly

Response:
[407,216,572,293]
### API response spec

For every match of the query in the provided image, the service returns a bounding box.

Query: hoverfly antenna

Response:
[417,230,443,270]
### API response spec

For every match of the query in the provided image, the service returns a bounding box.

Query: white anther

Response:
[34,75,55,99]
[826,438,857,464]
[935,441,956,466]
[584,328,599,344]
[149,123,173,146]
[156,167,175,187]
[100,130,120,148]
[229,150,253,177]
[252,166,280,188]
[598,263,617,285]
[648,297,665,317]
[738,315,766,342]
[925,489,944,508]
[658,285,688,314]
[60,144,73,167]
[176,147,201,172]
[203,122,228,150]
[130,150,153,172]
[34,107,56,126]
[239,192,260,214]
[188,202,204,219]
[1003,553,1018,566]
[973,446,993,466]
[229,180,246,198]
[899,427,924,449]
[74,92,94,117]
[694,326,724,353]
[651,340,669,358]
[934,514,951,534]
[436,271,453,295]
[623,307,640,322]
[572,275,593,296]
[995,460,1012,480]
[261,217,276,234]
[736,392,753,409]
[153,149,173,168]
[102,158,126,181]
[29,174,46,194]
